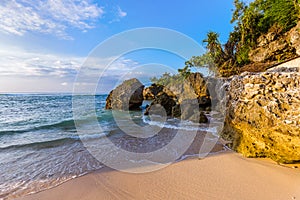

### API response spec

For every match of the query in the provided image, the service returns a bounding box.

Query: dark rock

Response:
[180,99,199,120]
[170,99,208,123]
[143,73,212,123]
[185,111,208,124]
[182,101,209,124]
[171,104,181,118]
[154,72,210,104]
[199,112,209,123]
[105,78,145,110]
[144,92,176,116]
[143,84,164,100]
[198,96,211,107]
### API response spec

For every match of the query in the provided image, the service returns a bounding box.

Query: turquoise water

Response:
[0,94,109,199]
[0,94,221,199]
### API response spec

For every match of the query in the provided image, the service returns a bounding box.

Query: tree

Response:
[185,53,216,75]
[190,53,214,68]
[231,0,246,24]
[203,31,226,66]
[178,63,191,78]
[182,0,300,77]
[259,0,300,32]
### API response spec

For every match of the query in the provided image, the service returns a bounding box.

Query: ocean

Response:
[0,94,223,199]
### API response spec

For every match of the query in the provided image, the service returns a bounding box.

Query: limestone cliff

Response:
[222,64,300,163]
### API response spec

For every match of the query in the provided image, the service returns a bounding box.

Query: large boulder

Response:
[206,76,231,110]
[105,78,145,110]
[187,72,209,97]
[188,73,211,108]
[222,71,300,163]
[148,72,211,106]
[167,72,210,106]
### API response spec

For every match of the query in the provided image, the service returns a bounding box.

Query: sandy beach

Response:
[15,151,300,200]
[2,0,300,200]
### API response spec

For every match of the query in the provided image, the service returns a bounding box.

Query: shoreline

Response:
[15,151,300,200]
[3,127,225,200]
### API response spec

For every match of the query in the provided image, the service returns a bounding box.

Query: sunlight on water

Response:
[0,94,223,199]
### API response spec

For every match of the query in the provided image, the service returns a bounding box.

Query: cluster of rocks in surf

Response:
[105,73,211,123]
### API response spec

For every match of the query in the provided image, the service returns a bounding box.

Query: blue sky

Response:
[0,0,235,93]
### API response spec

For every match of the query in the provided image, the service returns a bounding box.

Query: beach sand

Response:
[15,151,300,200]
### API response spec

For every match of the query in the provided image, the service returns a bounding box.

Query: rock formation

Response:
[143,84,164,100]
[288,21,300,56]
[144,72,210,123]
[144,91,176,116]
[249,22,300,63]
[167,72,210,105]
[222,67,300,163]
[171,99,209,123]
[105,78,145,110]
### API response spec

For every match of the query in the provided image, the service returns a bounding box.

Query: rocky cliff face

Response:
[222,68,300,163]
[105,78,144,110]
[249,22,300,63]
[289,21,300,56]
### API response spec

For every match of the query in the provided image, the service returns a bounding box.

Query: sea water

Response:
[0,94,222,199]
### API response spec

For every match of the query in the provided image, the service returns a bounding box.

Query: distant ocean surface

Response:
[0,94,222,200]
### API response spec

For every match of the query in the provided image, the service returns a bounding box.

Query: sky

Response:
[0,0,235,94]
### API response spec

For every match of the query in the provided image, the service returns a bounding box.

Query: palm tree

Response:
[203,31,225,65]
[203,32,220,53]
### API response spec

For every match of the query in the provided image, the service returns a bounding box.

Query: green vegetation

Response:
[188,0,300,77]
[150,65,193,85]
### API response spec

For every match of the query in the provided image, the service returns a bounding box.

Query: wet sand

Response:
[15,151,300,200]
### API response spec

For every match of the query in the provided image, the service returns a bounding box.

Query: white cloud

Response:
[0,0,104,39]
[0,47,83,77]
[0,46,140,93]
[117,6,127,18]
[109,6,127,23]
[0,47,140,79]
[61,82,68,86]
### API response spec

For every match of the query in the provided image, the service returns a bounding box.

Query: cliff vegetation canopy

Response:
[190,0,300,77]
